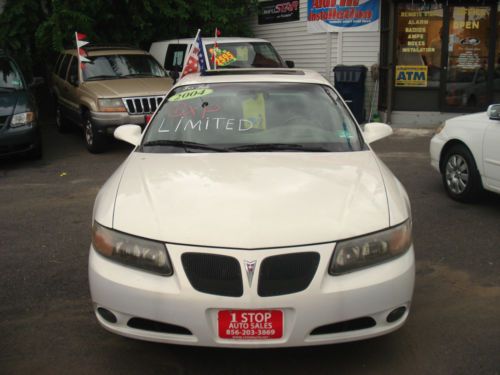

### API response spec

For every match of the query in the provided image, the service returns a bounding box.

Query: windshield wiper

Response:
[141,140,228,152]
[229,143,330,152]
[123,73,160,78]
[85,75,121,81]
[0,87,18,91]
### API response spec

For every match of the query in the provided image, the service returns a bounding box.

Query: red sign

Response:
[218,310,283,339]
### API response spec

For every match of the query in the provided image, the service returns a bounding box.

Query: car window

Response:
[54,53,63,73]
[83,54,166,80]
[58,54,71,79]
[142,82,362,152]
[67,56,78,85]
[0,58,24,90]
[205,42,285,69]
[164,44,187,71]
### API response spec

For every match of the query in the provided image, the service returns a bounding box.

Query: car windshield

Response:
[0,58,24,90]
[141,82,363,153]
[204,43,285,69]
[83,54,166,81]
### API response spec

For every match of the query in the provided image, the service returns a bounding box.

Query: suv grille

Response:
[123,96,164,115]
[181,253,243,297]
[258,252,320,297]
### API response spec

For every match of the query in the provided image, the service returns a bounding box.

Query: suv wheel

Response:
[441,144,482,202]
[83,112,108,153]
[55,104,70,133]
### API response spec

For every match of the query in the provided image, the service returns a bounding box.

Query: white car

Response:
[89,69,415,348]
[430,105,500,202]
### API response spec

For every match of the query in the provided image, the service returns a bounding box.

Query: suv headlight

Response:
[11,112,36,127]
[92,222,173,276]
[98,98,127,112]
[329,220,412,275]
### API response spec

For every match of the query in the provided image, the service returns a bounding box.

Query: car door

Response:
[55,54,73,119]
[483,119,500,191]
[65,56,81,124]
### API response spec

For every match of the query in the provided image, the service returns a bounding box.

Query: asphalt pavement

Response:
[0,122,499,375]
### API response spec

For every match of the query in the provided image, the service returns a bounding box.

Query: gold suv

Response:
[51,46,173,153]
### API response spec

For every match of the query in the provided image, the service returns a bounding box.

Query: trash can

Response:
[333,65,367,123]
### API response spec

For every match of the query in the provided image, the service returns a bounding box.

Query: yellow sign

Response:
[242,94,266,129]
[395,65,428,87]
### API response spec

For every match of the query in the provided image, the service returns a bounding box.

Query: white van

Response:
[150,37,294,76]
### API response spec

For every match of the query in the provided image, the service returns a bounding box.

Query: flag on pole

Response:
[181,29,208,78]
[75,32,90,81]
[213,28,221,70]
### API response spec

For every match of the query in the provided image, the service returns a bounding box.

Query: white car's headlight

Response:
[11,112,36,127]
[92,222,173,276]
[329,220,412,275]
[98,98,127,112]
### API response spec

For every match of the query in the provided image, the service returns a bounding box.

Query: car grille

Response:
[181,251,321,298]
[258,252,320,297]
[122,96,164,115]
[181,253,243,297]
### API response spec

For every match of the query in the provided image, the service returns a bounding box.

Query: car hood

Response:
[111,151,390,248]
[82,77,172,98]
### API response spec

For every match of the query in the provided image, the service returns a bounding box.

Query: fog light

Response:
[386,306,406,323]
[97,307,117,323]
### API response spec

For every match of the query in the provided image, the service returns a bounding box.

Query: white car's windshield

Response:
[83,54,166,81]
[141,82,363,153]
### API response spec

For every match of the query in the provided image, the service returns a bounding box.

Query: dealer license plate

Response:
[218,310,283,339]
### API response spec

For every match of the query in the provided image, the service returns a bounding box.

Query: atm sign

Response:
[395,65,428,87]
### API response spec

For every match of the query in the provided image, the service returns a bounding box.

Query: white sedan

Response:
[89,69,415,347]
[430,105,500,202]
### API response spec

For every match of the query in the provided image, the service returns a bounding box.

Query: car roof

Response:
[152,37,271,45]
[62,48,149,57]
[176,69,332,87]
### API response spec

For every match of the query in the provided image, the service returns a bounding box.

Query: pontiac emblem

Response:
[243,260,257,287]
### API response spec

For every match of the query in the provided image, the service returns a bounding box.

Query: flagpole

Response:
[75,32,82,83]
[214,28,218,70]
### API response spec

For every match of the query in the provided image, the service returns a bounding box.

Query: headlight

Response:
[98,98,127,112]
[92,222,173,276]
[11,112,36,127]
[329,220,412,275]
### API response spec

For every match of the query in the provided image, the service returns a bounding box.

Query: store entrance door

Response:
[442,5,493,111]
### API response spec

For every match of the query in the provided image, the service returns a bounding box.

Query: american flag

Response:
[181,30,207,78]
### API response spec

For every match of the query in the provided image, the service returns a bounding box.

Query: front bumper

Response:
[89,242,415,348]
[430,134,446,172]
[90,111,147,134]
[0,123,40,157]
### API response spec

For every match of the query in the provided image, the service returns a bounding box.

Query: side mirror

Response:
[487,104,500,120]
[29,77,45,88]
[114,124,142,146]
[169,70,180,84]
[285,60,295,68]
[363,122,393,144]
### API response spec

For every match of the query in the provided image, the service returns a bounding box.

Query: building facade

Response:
[250,0,500,126]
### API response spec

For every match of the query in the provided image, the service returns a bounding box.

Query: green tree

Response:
[0,0,256,76]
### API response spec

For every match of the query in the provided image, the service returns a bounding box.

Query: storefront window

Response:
[396,4,443,88]
[445,6,490,108]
